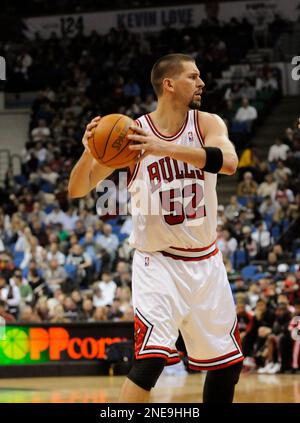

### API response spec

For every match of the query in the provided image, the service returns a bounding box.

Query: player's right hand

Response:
[82,116,101,153]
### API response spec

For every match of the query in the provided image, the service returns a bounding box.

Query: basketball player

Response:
[68,54,243,403]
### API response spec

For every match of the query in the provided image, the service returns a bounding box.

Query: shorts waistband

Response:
[160,241,219,261]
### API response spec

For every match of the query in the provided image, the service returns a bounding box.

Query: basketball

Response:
[88,113,139,169]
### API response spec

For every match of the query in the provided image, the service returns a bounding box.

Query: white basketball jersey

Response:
[128,110,218,252]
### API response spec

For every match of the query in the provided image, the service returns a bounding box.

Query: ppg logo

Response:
[0,56,6,81]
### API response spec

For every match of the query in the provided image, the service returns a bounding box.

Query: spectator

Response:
[240,79,256,100]
[80,299,94,322]
[237,172,258,197]
[234,97,257,131]
[95,224,119,270]
[66,244,92,288]
[50,304,71,323]
[92,306,108,322]
[0,299,16,322]
[268,138,290,163]
[11,269,33,306]
[257,174,277,198]
[31,119,51,143]
[60,206,78,231]
[107,297,124,321]
[44,258,67,293]
[217,229,238,256]
[47,242,66,266]
[251,221,271,259]
[273,160,292,184]
[19,305,41,323]
[94,271,117,306]
[257,303,291,374]
[0,276,21,319]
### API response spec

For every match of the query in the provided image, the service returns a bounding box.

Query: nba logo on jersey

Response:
[145,256,150,267]
[188,131,193,142]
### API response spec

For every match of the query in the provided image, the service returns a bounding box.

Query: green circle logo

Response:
[1,328,29,360]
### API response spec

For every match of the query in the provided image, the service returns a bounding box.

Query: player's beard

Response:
[188,97,201,110]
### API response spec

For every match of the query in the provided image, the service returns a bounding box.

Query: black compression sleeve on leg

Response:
[203,361,243,403]
[202,147,223,174]
[127,357,166,391]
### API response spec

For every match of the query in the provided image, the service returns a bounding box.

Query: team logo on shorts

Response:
[188,131,193,142]
[145,256,150,267]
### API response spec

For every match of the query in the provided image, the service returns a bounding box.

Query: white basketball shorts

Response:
[132,244,244,371]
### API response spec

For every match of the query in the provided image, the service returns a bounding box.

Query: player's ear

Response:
[162,77,175,93]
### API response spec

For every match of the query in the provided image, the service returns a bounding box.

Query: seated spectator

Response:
[60,206,78,232]
[246,282,261,310]
[47,242,66,266]
[63,296,78,321]
[268,138,290,163]
[80,299,94,322]
[0,276,21,319]
[95,224,119,271]
[234,98,257,132]
[224,83,243,102]
[282,127,295,149]
[92,285,107,308]
[225,195,243,221]
[273,160,292,184]
[31,119,51,143]
[94,271,117,306]
[236,302,254,341]
[35,297,50,321]
[92,306,108,322]
[50,304,71,323]
[19,305,41,323]
[44,258,67,293]
[116,286,132,313]
[257,303,291,374]
[120,305,134,321]
[237,171,258,197]
[251,221,271,259]
[66,244,92,288]
[240,226,257,259]
[259,196,278,218]
[107,297,124,321]
[71,290,83,312]
[29,201,47,224]
[257,174,277,198]
[240,79,256,100]
[113,260,132,288]
[217,229,238,256]
[242,298,275,364]
[11,269,33,306]
[46,204,66,226]
[0,299,16,322]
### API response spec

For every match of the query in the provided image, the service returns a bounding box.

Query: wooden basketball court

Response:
[0,373,299,403]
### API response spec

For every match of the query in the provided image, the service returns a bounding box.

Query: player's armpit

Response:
[201,112,238,175]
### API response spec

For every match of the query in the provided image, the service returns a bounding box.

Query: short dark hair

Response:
[151,53,195,97]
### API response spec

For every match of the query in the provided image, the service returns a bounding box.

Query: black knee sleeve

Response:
[127,357,166,391]
[203,361,243,403]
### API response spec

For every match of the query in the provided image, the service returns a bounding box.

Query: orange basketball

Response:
[88,113,139,169]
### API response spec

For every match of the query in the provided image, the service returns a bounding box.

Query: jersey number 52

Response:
[159,182,206,226]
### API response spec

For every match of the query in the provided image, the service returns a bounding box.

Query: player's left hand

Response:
[128,125,167,162]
